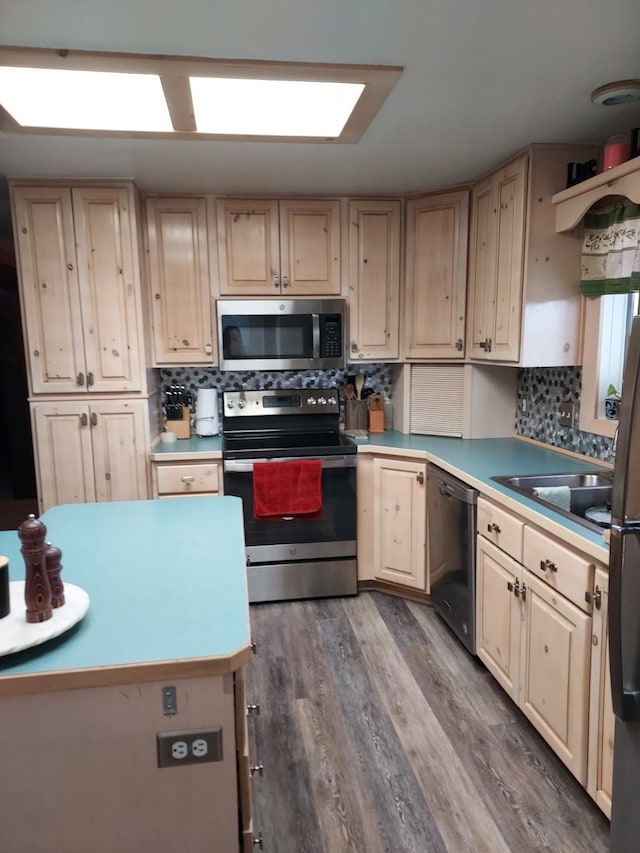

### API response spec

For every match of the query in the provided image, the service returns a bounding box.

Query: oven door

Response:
[223,455,357,563]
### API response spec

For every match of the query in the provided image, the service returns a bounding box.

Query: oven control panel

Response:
[223,389,339,416]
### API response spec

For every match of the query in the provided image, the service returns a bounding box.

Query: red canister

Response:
[603,134,631,170]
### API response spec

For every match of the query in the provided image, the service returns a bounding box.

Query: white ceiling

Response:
[0,0,639,205]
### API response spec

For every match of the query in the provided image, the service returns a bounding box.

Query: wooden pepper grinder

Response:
[18,514,52,623]
[45,542,65,608]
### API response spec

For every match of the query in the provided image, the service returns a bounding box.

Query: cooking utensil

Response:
[344,384,355,400]
[354,375,364,400]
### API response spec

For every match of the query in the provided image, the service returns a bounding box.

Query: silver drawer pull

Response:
[246,704,261,716]
[540,558,558,573]
[250,763,264,777]
[487,522,501,533]
[181,475,195,484]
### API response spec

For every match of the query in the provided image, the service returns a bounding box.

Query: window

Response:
[580,292,639,435]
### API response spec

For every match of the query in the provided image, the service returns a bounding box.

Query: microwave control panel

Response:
[319,315,343,358]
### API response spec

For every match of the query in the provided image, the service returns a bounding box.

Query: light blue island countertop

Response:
[0,497,251,696]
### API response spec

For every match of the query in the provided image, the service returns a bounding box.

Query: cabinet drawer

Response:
[522,526,595,612]
[156,463,220,495]
[477,497,524,562]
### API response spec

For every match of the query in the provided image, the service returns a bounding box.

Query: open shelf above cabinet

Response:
[552,155,640,232]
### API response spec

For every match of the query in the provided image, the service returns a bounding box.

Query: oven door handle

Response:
[224,455,356,473]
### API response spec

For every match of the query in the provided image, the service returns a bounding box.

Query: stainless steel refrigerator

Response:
[609,315,640,851]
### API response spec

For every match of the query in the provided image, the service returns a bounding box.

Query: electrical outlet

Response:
[157,728,223,768]
[559,401,575,428]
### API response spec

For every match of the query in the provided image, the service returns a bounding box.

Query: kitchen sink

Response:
[491,470,614,533]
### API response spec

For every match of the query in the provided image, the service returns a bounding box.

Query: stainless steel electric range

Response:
[221,388,358,603]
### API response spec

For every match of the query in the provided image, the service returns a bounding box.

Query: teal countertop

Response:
[151,435,222,460]
[356,433,611,558]
[0,497,250,692]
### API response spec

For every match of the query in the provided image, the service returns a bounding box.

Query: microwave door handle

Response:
[312,314,320,360]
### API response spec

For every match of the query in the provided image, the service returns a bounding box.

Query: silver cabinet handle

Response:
[540,558,558,573]
[87,371,95,387]
[90,412,98,426]
[181,475,195,484]
[80,413,88,426]
[272,274,280,288]
[77,372,85,386]
[281,275,289,288]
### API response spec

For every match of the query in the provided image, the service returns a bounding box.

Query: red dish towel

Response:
[253,460,323,518]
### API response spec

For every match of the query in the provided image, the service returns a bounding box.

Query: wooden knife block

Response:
[166,406,191,439]
[368,394,385,433]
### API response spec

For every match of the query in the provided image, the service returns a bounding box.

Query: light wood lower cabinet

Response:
[476,500,594,786]
[152,460,222,498]
[588,567,614,818]
[32,399,149,513]
[372,456,427,590]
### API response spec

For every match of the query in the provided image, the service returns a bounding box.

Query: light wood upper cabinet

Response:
[467,155,526,362]
[216,198,341,296]
[404,191,468,359]
[348,199,401,361]
[12,184,145,394]
[145,197,214,365]
[466,145,599,366]
[31,399,149,513]
[372,456,427,591]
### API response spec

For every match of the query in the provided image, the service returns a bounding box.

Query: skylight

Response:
[0,46,402,143]
[0,66,172,132]
[190,77,366,138]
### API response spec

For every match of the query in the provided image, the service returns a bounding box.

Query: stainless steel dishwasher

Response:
[427,463,478,655]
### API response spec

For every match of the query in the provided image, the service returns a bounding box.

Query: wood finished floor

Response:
[245,592,610,853]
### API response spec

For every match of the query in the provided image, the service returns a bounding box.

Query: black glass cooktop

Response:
[222,431,356,458]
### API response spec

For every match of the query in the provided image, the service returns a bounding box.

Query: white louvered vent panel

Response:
[410,365,465,436]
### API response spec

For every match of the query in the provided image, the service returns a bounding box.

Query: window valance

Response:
[580,199,640,296]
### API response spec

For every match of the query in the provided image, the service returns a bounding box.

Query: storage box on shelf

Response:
[476,495,609,804]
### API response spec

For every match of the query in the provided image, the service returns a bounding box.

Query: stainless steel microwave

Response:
[217,299,345,371]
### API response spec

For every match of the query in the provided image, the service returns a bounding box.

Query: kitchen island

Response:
[0,497,253,853]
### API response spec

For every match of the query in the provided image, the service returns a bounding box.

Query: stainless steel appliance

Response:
[222,388,357,603]
[427,464,478,655]
[216,299,345,372]
[609,316,640,851]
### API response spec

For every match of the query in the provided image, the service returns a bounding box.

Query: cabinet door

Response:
[520,569,591,784]
[588,568,614,817]
[31,402,95,513]
[476,537,522,702]
[279,199,341,295]
[372,457,426,590]
[467,155,527,362]
[348,199,400,361]
[405,192,468,359]
[72,187,144,391]
[146,197,213,364]
[90,400,149,503]
[12,186,86,395]
[491,156,527,361]
[467,177,497,360]
[216,199,280,295]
